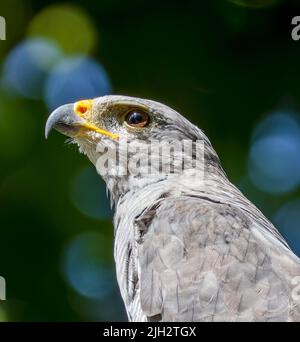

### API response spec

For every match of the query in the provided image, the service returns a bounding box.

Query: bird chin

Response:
[72,137,100,166]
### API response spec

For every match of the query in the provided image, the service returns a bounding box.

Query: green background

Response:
[0,0,300,321]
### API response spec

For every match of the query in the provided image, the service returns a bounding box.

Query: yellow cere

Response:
[74,99,93,116]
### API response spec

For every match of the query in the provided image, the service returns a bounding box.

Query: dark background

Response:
[0,0,300,321]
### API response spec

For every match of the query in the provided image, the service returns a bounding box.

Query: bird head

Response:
[45,95,223,202]
[46,95,203,143]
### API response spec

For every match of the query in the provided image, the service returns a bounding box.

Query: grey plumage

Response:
[45,95,300,322]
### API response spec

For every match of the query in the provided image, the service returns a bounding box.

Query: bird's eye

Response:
[125,110,149,128]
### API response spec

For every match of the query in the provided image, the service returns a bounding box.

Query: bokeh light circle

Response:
[44,56,112,110]
[2,38,61,98]
[63,232,114,300]
[248,113,300,195]
[251,114,300,143]
[27,4,97,55]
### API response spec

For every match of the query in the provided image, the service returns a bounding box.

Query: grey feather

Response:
[137,198,300,321]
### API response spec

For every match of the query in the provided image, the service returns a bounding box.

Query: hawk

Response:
[45,95,300,322]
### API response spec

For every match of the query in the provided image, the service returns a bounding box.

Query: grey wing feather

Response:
[137,197,300,322]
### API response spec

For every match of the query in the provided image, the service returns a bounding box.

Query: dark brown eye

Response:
[125,110,149,127]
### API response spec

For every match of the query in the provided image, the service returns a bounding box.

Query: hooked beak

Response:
[45,100,119,140]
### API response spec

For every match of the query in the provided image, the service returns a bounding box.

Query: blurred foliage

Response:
[0,0,300,321]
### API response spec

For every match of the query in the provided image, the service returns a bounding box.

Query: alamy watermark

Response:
[0,16,6,40]
[291,16,300,40]
[95,138,205,178]
[0,276,5,301]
